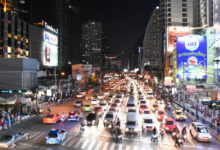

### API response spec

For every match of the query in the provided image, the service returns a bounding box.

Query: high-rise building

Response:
[143,7,163,73]
[199,0,213,27]
[80,21,102,66]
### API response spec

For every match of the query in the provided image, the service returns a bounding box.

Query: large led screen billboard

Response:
[42,31,58,67]
[176,35,207,79]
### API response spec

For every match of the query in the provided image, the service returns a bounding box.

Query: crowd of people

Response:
[0,110,18,130]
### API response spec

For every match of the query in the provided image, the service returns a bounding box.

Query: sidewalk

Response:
[171,99,220,141]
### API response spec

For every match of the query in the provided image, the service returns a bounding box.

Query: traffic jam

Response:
[0,76,213,148]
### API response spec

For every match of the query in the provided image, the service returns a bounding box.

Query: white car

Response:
[147,92,154,99]
[97,94,104,100]
[99,102,108,111]
[0,133,29,149]
[190,122,212,142]
[91,99,100,105]
[142,115,155,132]
[139,100,146,106]
[104,91,110,96]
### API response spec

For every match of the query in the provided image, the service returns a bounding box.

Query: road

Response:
[1,79,220,150]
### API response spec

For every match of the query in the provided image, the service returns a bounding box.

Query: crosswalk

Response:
[23,129,199,150]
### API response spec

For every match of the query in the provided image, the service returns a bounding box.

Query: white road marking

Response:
[125,145,131,150]
[118,144,123,150]
[87,139,96,150]
[103,142,109,150]
[73,138,84,148]
[133,145,138,150]
[67,136,78,147]
[61,136,72,146]
[109,143,115,150]
[94,141,102,150]
[32,132,45,141]
[81,139,90,149]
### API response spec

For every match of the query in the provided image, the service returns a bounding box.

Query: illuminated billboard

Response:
[43,31,58,67]
[167,26,190,52]
[176,35,207,79]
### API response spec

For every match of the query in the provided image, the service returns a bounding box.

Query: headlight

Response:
[166,127,169,130]
[134,128,138,132]
[92,120,95,125]
[104,120,107,123]
[126,128,129,131]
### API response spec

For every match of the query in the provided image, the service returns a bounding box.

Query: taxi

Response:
[151,104,159,112]
[164,118,177,132]
[157,110,165,121]
[139,105,148,113]
[173,110,186,121]
[46,129,67,144]
[43,114,61,124]
[82,104,93,112]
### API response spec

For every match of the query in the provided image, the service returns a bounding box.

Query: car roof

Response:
[175,110,182,112]
[165,118,174,121]
[127,113,137,121]
[107,111,114,115]
[192,122,203,126]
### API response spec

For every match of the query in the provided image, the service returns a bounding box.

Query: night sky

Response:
[32,0,159,55]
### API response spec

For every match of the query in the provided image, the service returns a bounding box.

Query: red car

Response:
[164,118,177,132]
[139,105,148,113]
[43,114,61,124]
[157,110,165,121]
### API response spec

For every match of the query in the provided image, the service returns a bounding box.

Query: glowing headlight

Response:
[104,120,107,123]
[134,128,138,132]
[166,127,169,130]
[92,120,95,125]
[126,128,129,131]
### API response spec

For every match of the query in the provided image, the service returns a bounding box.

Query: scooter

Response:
[151,134,158,143]
[116,133,122,143]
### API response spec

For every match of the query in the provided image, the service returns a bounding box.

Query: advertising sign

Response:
[43,31,58,67]
[164,76,172,86]
[176,35,207,79]
[167,26,190,52]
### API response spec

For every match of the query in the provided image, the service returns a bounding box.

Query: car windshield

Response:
[148,93,153,95]
[153,105,158,108]
[128,109,136,112]
[116,96,122,98]
[94,107,101,111]
[127,121,136,125]
[144,119,153,123]
[112,104,117,107]
[47,115,54,118]
[109,109,115,112]
[197,127,208,133]
[48,133,58,138]
[176,111,183,115]
[0,135,12,140]
[144,111,150,114]
[76,101,81,103]
[106,114,113,118]
[140,101,146,104]
[114,100,120,103]
[166,121,174,125]
[84,105,90,107]
[69,112,75,116]
[127,104,135,107]
[159,111,164,115]
[140,105,147,108]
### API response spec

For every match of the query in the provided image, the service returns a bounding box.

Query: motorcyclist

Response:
[116,118,120,128]
[160,123,165,139]
[182,126,187,135]
[80,121,85,132]
[116,128,122,142]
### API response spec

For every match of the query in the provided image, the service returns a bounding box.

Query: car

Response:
[106,98,112,104]
[142,115,155,132]
[67,111,83,121]
[147,92,154,99]
[94,106,103,116]
[43,114,61,124]
[104,91,110,96]
[0,133,29,149]
[46,129,67,144]
[127,108,136,114]
[139,100,146,105]
[76,93,85,98]
[127,100,136,111]
[113,99,121,106]
[91,99,100,105]
[142,109,151,117]
[173,110,187,121]
[99,102,108,111]
[115,94,123,102]
[125,113,138,134]
[152,104,159,112]
[157,98,164,104]
[110,103,118,110]
[164,118,177,132]
[75,100,83,108]
[139,105,148,113]
[108,107,118,115]
[157,110,165,121]
[104,112,117,126]
[85,113,99,126]
[138,95,144,99]
[97,94,104,100]
[82,104,93,112]
[190,122,212,142]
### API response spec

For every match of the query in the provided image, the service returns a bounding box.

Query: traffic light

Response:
[18,90,22,94]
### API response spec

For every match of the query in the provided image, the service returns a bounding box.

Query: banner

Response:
[176,35,207,79]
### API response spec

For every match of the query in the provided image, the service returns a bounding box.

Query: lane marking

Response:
[87,139,96,150]
[32,132,45,141]
[125,145,131,150]
[94,141,102,150]
[61,136,72,146]
[109,143,115,150]
[81,139,89,149]
[103,142,109,150]
[118,144,123,150]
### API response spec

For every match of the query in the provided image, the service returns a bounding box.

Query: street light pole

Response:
[182,63,185,112]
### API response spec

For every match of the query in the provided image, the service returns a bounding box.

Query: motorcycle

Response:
[151,134,158,143]
[175,137,183,147]
[116,133,122,143]
[61,114,66,122]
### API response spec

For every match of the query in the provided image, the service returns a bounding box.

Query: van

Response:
[125,113,138,134]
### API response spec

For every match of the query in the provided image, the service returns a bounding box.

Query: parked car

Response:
[190,122,212,142]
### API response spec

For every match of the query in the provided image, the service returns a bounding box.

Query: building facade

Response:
[80,21,102,66]
[143,7,163,73]
[199,0,213,27]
